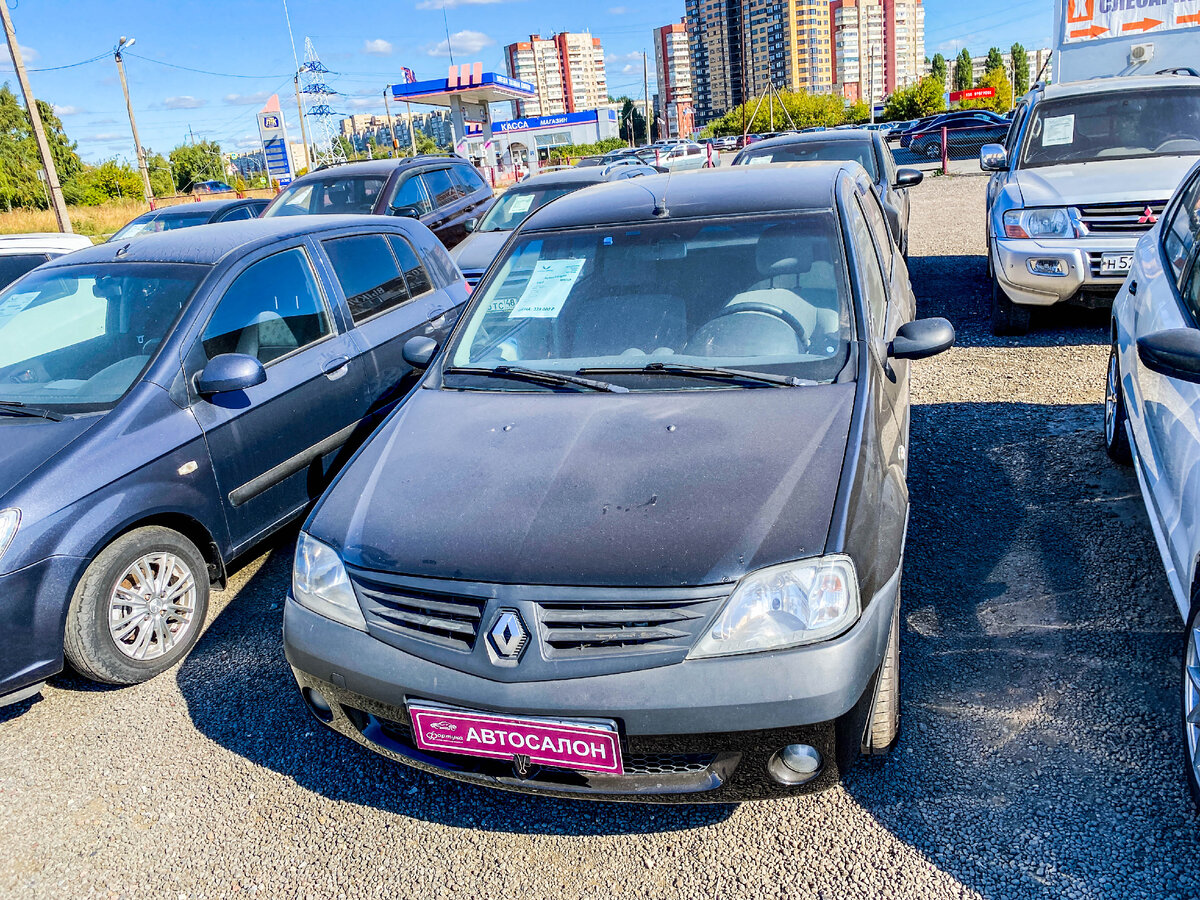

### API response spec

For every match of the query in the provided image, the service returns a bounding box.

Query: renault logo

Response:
[489,609,529,660]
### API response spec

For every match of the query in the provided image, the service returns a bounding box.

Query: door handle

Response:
[322,356,351,379]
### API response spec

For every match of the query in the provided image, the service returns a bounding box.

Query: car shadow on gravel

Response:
[175,543,734,835]
[846,398,1200,899]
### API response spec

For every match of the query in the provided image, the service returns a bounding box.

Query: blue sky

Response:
[0,0,1054,164]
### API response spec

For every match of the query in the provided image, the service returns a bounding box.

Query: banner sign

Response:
[257,97,293,188]
[1063,0,1200,43]
[494,111,601,134]
[949,86,997,102]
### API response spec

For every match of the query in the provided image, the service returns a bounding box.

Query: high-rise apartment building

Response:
[685,0,834,126]
[504,32,608,118]
[654,19,696,138]
[830,0,924,104]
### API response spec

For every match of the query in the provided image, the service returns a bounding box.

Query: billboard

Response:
[257,96,293,188]
[1063,0,1200,43]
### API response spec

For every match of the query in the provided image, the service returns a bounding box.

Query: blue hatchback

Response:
[0,215,468,705]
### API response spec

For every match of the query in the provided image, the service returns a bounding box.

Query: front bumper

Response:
[0,555,88,705]
[283,567,899,802]
[993,236,1136,307]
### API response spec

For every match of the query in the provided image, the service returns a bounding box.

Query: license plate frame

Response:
[1099,252,1133,275]
[408,702,624,775]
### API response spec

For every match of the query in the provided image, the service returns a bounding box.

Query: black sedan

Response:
[901,111,1010,160]
[109,198,269,242]
[283,164,953,802]
[732,129,923,257]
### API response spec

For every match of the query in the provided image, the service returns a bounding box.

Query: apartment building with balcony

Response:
[505,32,608,118]
[654,19,696,138]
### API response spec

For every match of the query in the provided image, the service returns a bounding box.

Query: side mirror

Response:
[464,217,478,233]
[979,143,1008,172]
[390,205,421,219]
[196,353,266,396]
[654,165,671,174]
[889,317,955,360]
[1137,329,1200,384]
[402,335,439,369]
[894,168,923,188]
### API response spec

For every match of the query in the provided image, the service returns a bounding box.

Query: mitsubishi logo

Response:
[489,609,529,660]
[1139,206,1158,225]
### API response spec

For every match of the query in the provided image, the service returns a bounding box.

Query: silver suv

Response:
[981,73,1200,335]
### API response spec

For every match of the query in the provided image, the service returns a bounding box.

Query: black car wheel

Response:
[863,593,901,755]
[1104,341,1133,465]
[990,276,1031,336]
[64,526,210,685]
[923,140,942,160]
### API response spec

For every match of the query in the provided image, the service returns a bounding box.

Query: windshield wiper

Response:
[444,365,628,393]
[576,362,809,388]
[0,401,65,421]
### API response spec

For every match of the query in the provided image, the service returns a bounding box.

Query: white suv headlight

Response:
[292,532,366,631]
[1003,208,1076,239]
[0,508,19,562]
[689,555,860,658]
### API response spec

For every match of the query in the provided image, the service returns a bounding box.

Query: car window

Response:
[879,141,897,186]
[421,240,460,288]
[451,165,488,196]
[215,205,254,223]
[323,234,412,323]
[0,253,50,290]
[1164,171,1200,290]
[1183,256,1200,324]
[390,175,433,217]
[420,168,459,208]
[846,196,888,337]
[266,175,386,216]
[387,235,433,297]
[1005,103,1029,156]
[202,247,331,365]
[858,188,894,277]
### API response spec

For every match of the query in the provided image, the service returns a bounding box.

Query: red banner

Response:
[949,86,997,102]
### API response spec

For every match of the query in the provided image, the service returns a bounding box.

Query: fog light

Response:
[1027,258,1067,277]
[767,743,824,785]
[303,687,334,723]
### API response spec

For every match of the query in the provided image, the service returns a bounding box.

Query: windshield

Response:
[264,174,387,216]
[1021,88,1200,168]
[111,210,213,241]
[477,186,581,232]
[737,140,879,177]
[445,213,852,391]
[0,263,207,410]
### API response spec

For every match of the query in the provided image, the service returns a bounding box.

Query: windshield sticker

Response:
[1042,115,1075,147]
[745,156,772,165]
[509,193,535,214]
[0,292,39,324]
[508,259,586,319]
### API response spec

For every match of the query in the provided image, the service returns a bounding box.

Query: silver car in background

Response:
[982,73,1200,335]
[1104,158,1200,807]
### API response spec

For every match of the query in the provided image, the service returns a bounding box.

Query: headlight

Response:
[292,532,366,631]
[0,508,19,562]
[1003,208,1076,239]
[688,555,860,658]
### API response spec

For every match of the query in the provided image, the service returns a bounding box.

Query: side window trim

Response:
[838,181,889,344]
[1162,168,1200,297]
[389,170,432,215]
[388,233,435,300]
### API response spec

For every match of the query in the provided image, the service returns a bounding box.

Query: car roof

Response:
[140,198,258,217]
[513,168,636,189]
[39,215,414,268]
[1038,74,1200,101]
[0,232,94,254]
[521,164,852,232]
[301,155,466,178]
[750,130,874,151]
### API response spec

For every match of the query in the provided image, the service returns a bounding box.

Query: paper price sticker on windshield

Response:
[1043,115,1075,147]
[509,193,535,214]
[508,259,586,319]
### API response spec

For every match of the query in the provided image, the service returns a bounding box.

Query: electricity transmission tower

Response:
[299,38,346,168]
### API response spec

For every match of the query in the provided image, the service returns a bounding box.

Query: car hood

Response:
[1013,155,1200,207]
[0,414,102,502]
[310,382,856,587]
[448,231,510,274]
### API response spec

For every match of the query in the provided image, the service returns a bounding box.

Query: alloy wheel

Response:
[1105,348,1119,446]
[107,553,198,661]
[1185,621,1200,790]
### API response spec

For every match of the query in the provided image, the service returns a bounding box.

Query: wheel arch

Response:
[84,513,226,590]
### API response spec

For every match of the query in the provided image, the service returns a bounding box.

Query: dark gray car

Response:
[283,164,954,802]
[0,216,468,707]
[732,129,923,257]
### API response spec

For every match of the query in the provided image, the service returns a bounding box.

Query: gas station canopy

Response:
[390,66,535,107]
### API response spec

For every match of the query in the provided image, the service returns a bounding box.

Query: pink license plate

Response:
[408,704,624,775]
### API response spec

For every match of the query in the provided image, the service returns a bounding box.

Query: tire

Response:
[1182,599,1200,810]
[63,526,209,685]
[923,141,942,160]
[864,591,901,755]
[1105,341,1133,465]
[991,276,1031,336]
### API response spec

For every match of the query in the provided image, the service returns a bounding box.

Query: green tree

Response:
[954,48,973,92]
[882,76,947,121]
[1010,43,1030,96]
[704,90,848,136]
[618,99,647,144]
[984,47,1005,78]
[845,98,871,124]
[168,140,224,192]
[0,84,85,210]
[961,67,1014,113]
[61,159,144,206]
[930,53,948,87]
[414,132,439,155]
[145,151,174,198]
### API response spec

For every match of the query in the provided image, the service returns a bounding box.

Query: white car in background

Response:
[1105,157,1200,806]
[0,232,93,290]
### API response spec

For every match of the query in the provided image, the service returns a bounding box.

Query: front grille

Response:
[352,573,486,652]
[461,269,485,286]
[1077,200,1166,234]
[1086,252,1131,279]
[536,598,718,658]
[625,754,716,775]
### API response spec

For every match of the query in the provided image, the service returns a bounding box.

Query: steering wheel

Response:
[706,302,810,353]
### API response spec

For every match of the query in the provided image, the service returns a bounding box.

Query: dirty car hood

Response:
[1014,155,1200,208]
[309,383,856,587]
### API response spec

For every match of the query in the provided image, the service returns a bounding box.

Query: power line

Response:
[123,52,288,80]
[28,50,108,72]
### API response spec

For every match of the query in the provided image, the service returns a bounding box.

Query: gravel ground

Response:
[2,173,1197,900]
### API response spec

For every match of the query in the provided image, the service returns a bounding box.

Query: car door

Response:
[417,166,471,247]
[450,165,493,221]
[184,242,368,552]
[316,228,456,425]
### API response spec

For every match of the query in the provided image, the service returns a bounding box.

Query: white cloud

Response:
[426,30,495,57]
[163,95,206,110]
[223,91,273,107]
[416,0,505,9]
[53,104,83,116]
[608,6,628,13]
[0,44,37,70]
[364,39,393,55]
[88,133,124,142]
[235,135,262,150]
[346,97,379,109]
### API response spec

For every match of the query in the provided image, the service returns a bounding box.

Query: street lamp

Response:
[114,36,155,206]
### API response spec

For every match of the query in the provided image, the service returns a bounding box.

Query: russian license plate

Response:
[1099,253,1133,275]
[408,703,624,775]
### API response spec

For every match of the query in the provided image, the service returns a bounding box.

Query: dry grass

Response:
[0,189,278,243]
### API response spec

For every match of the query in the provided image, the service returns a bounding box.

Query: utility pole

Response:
[293,74,311,171]
[405,101,417,156]
[113,37,154,206]
[382,87,400,157]
[0,2,71,231]
[868,43,876,125]
[642,52,651,146]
